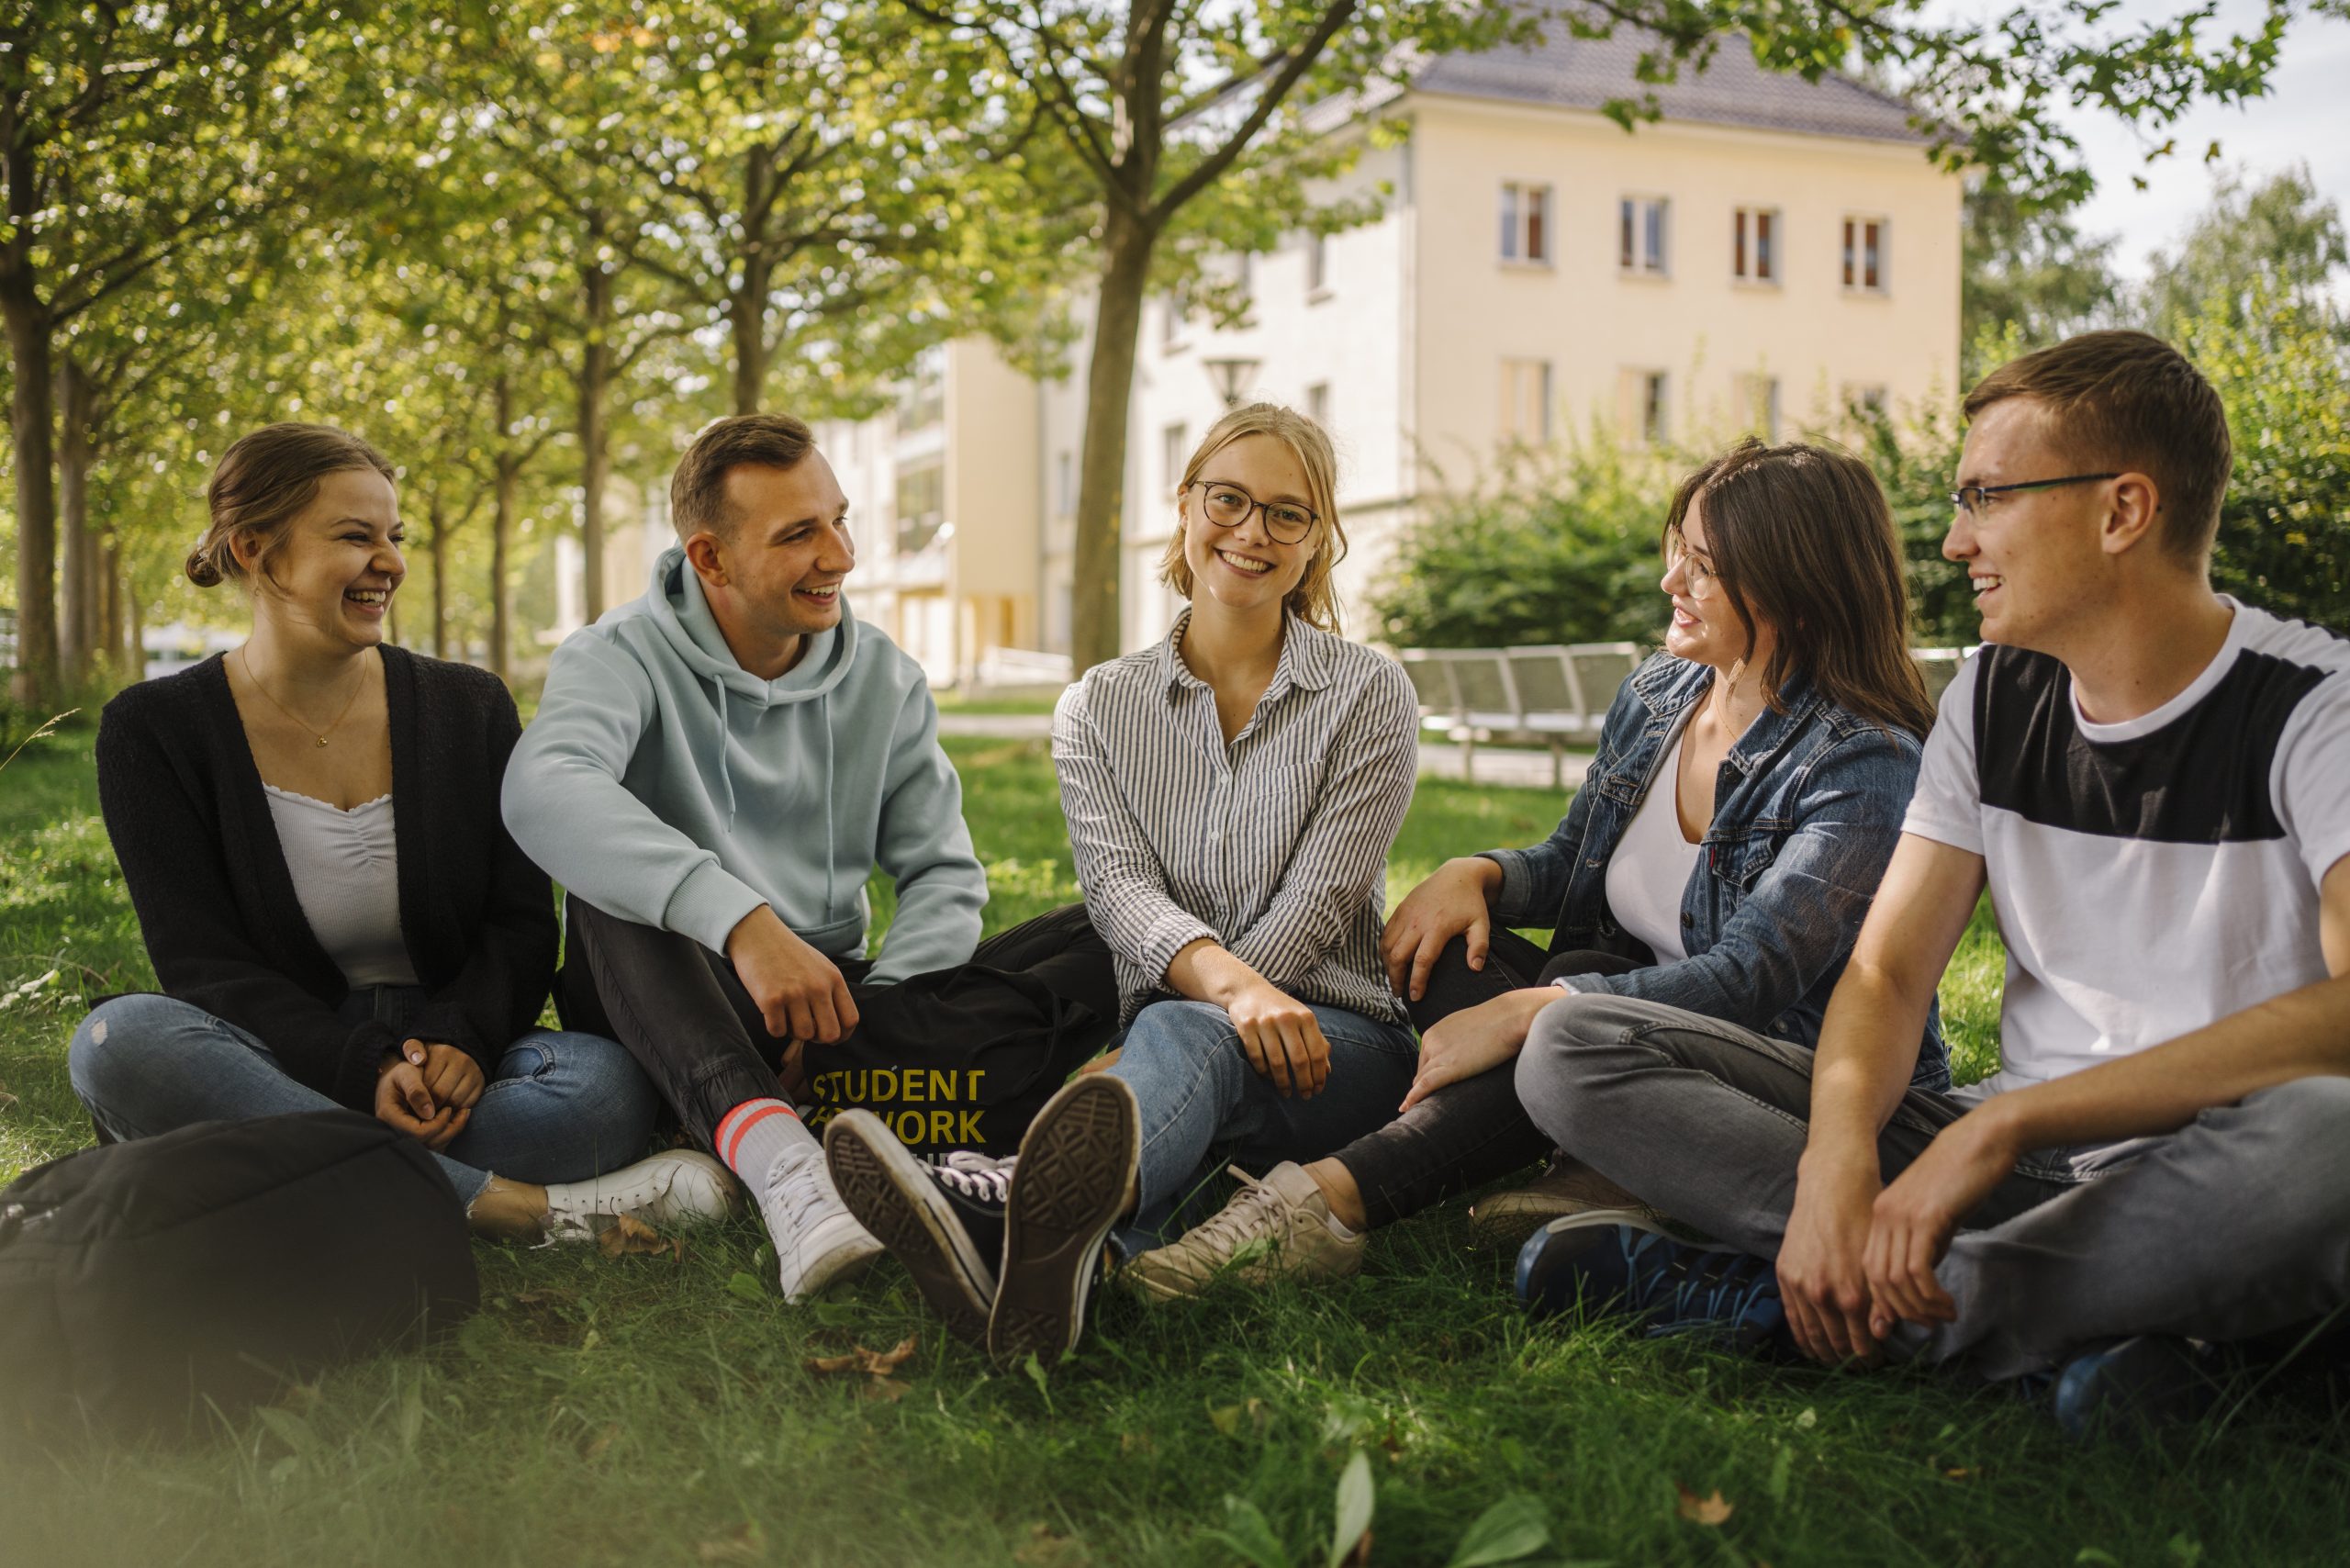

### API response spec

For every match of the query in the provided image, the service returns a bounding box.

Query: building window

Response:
[1499,182,1552,263]
[1164,422,1190,492]
[1732,207,1779,284]
[1842,217,1888,292]
[1305,381,1331,429]
[1736,373,1782,442]
[894,459,945,554]
[1055,450,1073,518]
[1619,369,1669,445]
[1843,383,1889,420]
[1306,232,1328,297]
[1162,293,1189,351]
[899,349,946,431]
[1619,196,1669,275]
[1499,358,1553,443]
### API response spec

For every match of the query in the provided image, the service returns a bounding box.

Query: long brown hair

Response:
[1664,439,1935,738]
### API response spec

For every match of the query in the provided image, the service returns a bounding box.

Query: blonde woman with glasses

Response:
[824,403,1419,1363]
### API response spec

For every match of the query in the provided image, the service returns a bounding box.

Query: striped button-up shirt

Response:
[1050,610,1419,1026]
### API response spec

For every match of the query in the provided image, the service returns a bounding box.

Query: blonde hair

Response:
[186,424,397,588]
[1157,402,1348,632]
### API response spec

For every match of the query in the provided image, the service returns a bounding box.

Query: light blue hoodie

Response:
[502,546,987,980]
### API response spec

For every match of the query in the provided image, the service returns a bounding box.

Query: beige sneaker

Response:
[1467,1154,1663,1249]
[1124,1162,1364,1302]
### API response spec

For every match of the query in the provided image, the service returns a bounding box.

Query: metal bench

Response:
[1398,643,1639,786]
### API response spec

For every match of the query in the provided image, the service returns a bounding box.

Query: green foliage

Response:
[1960,175,2123,382]
[1369,438,1671,651]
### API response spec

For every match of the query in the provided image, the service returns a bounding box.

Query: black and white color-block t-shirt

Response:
[1903,601,2350,1115]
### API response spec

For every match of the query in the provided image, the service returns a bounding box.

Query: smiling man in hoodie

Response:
[504,413,1018,1299]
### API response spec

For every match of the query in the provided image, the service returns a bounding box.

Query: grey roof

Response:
[1410,25,1927,145]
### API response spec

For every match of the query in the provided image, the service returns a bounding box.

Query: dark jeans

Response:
[1329,933,1639,1228]
[558,899,1118,1150]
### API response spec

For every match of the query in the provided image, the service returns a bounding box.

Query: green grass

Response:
[2,724,2345,1567]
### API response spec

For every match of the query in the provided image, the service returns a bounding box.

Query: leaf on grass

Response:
[583,1422,621,1461]
[597,1212,683,1260]
[1674,1485,1734,1528]
[1327,1450,1375,1568]
[1118,1429,1155,1456]
[0,1081,17,1112]
[1944,1467,1975,1481]
[254,1405,319,1460]
[1208,1496,1289,1568]
[725,1271,767,1304]
[696,1521,766,1563]
[1012,1521,1091,1568]
[804,1336,917,1378]
[1023,1351,1054,1413]
[858,1377,912,1405]
[1445,1493,1551,1567]
[1209,1397,1270,1438]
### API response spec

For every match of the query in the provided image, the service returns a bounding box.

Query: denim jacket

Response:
[1482,652,1950,1090]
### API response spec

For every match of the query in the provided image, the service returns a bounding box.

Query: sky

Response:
[1937,0,2350,292]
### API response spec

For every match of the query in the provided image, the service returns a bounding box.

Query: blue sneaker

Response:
[1516,1209,1787,1353]
[2052,1336,2224,1441]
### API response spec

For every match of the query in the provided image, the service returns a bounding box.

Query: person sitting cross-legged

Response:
[73,423,735,1244]
[502,413,1116,1303]
[1144,438,1951,1295]
[1515,330,2350,1439]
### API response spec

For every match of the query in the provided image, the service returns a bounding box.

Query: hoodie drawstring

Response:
[712,677,739,832]
[822,689,835,917]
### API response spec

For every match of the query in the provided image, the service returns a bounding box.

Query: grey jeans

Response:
[1516,991,2350,1381]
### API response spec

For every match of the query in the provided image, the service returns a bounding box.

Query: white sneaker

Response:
[543,1148,744,1242]
[763,1141,883,1303]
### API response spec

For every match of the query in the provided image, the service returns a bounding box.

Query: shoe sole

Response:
[824,1111,994,1345]
[1514,1206,1673,1314]
[988,1075,1139,1367]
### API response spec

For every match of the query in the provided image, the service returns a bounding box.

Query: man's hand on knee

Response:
[1863,1110,2020,1335]
[726,905,859,1044]
[1778,1153,1886,1365]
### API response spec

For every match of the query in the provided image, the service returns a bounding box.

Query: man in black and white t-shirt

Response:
[1510,330,2350,1433]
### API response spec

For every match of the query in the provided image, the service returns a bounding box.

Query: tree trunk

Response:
[0,268,59,707]
[102,532,125,680]
[1070,207,1158,672]
[490,375,517,684]
[731,144,773,415]
[577,258,613,623]
[56,354,95,687]
[123,555,143,682]
[429,496,450,660]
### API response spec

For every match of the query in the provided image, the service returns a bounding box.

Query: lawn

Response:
[1,721,2343,1567]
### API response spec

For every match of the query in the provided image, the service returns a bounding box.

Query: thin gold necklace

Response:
[239,646,370,748]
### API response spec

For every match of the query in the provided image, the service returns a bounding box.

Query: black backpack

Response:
[0,1110,479,1443]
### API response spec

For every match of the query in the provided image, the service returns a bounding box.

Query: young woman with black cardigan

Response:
[69,423,736,1240]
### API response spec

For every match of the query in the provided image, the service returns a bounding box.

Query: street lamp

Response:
[1202,355,1261,409]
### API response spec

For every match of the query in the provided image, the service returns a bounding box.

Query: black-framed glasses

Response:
[1948,472,2119,516]
[1189,479,1317,544]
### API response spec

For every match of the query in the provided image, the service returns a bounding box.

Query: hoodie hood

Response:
[642,544,858,708]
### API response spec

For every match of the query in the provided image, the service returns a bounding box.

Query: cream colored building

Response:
[576,30,1961,679]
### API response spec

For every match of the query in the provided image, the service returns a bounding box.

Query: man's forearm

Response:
[1973,969,2350,1153]
[1803,959,1935,1172]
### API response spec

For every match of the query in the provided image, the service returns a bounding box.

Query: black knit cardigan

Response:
[95,646,560,1112]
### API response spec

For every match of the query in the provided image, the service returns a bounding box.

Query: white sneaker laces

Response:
[767,1151,842,1235]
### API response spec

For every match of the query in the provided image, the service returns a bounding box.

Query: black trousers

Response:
[1330,933,1638,1228]
[558,898,1119,1151]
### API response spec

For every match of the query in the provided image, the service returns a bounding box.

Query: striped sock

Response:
[714,1098,814,1191]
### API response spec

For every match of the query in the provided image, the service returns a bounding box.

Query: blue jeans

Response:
[1108,998,1418,1248]
[68,988,659,1208]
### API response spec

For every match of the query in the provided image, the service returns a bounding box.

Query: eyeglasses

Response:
[1664,533,1719,596]
[1948,472,2119,517]
[1189,480,1317,545]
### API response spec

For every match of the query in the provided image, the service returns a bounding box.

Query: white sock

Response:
[714,1098,816,1193]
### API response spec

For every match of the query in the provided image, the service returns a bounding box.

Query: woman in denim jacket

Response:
[1147,438,1948,1290]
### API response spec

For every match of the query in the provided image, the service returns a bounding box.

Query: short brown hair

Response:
[1962,330,2232,562]
[1158,402,1349,632]
[671,413,816,540]
[1664,439,1936,739]
[186,424,397,588]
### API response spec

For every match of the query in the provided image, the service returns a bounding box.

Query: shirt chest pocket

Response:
[1707,833,1782,895]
